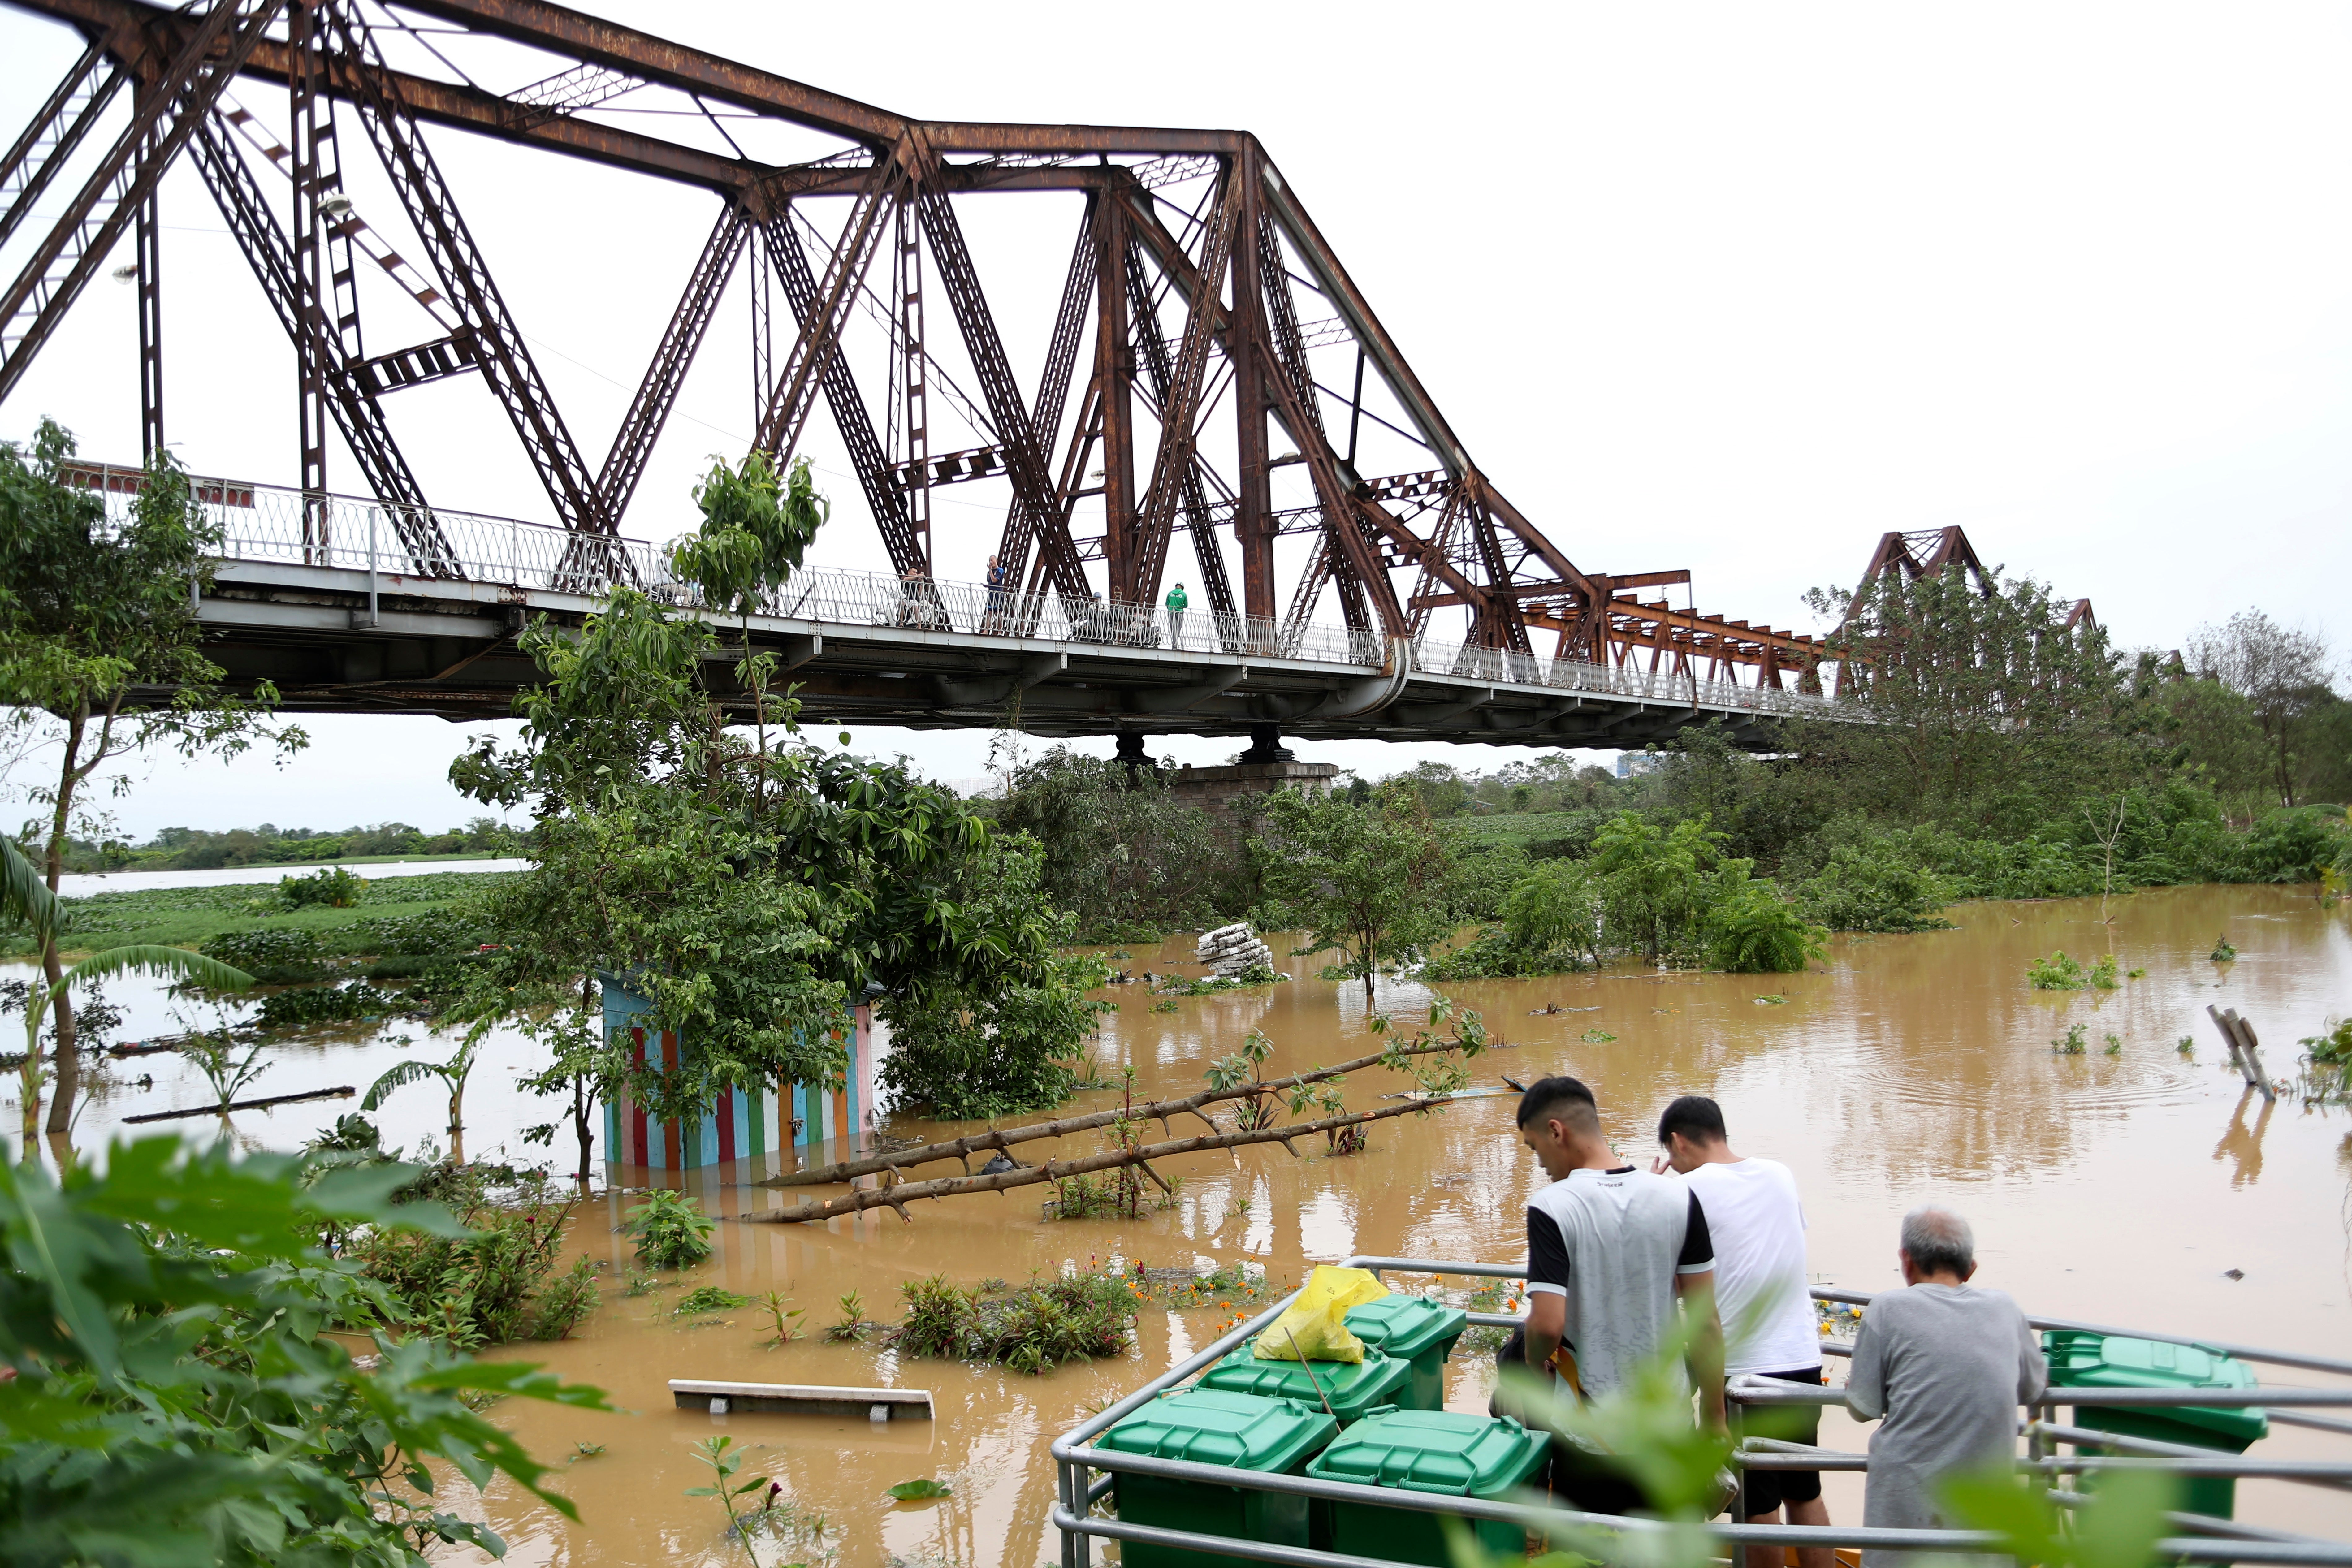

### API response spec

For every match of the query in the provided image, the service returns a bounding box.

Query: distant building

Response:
[1614,750,1665,780]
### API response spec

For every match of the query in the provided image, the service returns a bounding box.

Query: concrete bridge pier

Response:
[1167,726,1340,817]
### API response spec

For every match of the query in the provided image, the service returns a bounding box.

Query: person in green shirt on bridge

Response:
[1165,582,1188,648]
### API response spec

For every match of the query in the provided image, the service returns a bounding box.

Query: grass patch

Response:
[18,870,516,958]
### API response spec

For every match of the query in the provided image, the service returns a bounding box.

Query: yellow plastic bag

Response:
[1251,1265,1390,1363]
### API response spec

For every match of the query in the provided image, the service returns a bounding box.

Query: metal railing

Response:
[1049,1254,2352,1568]
[71,463,1842,715]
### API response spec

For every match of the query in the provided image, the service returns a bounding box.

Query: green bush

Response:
[345,1164,600,1348]
[891,1268,1136,1374]
[1794,839,1957,932]
[279,865,366,909]
[1703,874,1826,974]
[2243,807,2350,883]
[2302,1017,2352,1065]
[623,1187,714,1269]
[2027,951,2087,990]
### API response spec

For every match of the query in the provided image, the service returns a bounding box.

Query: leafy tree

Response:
[1798,564,2137,833]
[2189,608,2335,807]
[876,834,1109,1117]
[1701,863,1826,974]
[992,745,1239,937]
[1253,782,1455,999]
[1589,813,1722,965]
[0,1133,608,1566]
[0,420,303,1133]
[1500,859,1603,968]
[453,465,1104,1138]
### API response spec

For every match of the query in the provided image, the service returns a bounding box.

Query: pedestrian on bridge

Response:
[984,553,1010,633]
[1165,581,1189,649]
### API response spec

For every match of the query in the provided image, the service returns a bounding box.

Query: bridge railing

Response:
[71,465,1837,714]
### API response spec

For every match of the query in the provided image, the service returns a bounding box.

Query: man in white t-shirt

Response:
[1515,1075,1724,1515]
[1654,1095,1831,1568]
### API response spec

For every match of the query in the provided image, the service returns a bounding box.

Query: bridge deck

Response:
[147,477,1841,748]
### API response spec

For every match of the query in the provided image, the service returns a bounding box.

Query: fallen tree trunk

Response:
[746,1098,1453,1225]
[123,1085,357,1124]
[760,1036,1470,1189]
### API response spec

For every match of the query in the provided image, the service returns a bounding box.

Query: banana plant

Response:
[363,1033,484,1166]
[2,837,254,1153]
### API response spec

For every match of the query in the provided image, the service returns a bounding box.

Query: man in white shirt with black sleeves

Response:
[1515,1075,1724,1516]
[1654,1094,1833,1568]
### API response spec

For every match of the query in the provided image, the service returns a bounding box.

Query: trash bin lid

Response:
[1306,1408,1550,1497]
[1201,1346,1414,1420]
[1344,1296,1470,1361]
[2042,1331,2268,1445]
[1098,1388,1337,1474]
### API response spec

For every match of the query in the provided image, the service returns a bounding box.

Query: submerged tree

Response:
[0,420,303,1133]
[451,459,1106,1149]
[1254,781,1455,999]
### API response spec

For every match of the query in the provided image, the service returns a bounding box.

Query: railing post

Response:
[363,506,379,627]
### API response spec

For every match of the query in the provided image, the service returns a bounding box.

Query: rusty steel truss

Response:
[1,0,1826,688]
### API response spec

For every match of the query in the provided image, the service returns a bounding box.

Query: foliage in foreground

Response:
[0,1135,608,1567]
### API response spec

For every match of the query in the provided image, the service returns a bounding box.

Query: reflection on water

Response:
[11,883,2352,1564]
[2215,1086,2276,1187]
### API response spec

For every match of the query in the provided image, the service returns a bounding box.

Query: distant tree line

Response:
[977,567,2349,979]
[44,816,525,874]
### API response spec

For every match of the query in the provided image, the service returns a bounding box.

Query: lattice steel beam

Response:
[761,206,921,574]
[0,0,285,402]
[596,201,747,526]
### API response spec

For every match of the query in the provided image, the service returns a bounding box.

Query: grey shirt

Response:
[1845,1283,2047,1552]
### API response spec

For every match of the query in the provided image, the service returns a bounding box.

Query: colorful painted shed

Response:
[599,979,875,1172]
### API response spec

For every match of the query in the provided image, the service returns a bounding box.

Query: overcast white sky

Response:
[2,2,2347,837]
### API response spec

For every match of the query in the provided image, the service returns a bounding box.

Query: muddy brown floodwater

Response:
[237,885,2352,1564]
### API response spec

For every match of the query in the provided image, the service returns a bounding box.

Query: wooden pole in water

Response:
[2208,1006,2274,1102]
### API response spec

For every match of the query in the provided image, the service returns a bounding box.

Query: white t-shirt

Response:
[1676,1156,1817,1376]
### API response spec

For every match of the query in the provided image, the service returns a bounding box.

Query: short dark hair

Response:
[1657,1095,1727,1146]
[1516,1074,1597,1130]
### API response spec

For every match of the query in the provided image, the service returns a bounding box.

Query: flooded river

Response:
[11,882,2352,1564]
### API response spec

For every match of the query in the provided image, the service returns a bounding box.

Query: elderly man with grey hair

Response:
[1844,1206,2046,1557]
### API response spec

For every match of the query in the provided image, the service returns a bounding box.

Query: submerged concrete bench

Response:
[669,1380,934,1421]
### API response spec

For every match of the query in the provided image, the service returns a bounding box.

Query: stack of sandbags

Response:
[1196,922,1275,978]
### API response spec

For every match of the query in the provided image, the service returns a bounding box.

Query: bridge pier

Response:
[1114,728,1155,785]
[1168,728,1339,816]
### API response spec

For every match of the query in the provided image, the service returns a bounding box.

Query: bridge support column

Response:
[1169,728,1337,816]
[1113,728,1153,785]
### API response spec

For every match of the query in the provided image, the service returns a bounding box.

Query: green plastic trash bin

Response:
[2043,1330,2268,1520]
[1344,1295,1469,1412]
[1098,1388,1338,1568]
[1305,1407,1550,1564]
[1200,1345,1415,1425]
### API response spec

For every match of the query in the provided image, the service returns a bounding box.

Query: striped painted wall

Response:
[598,979,875,1171]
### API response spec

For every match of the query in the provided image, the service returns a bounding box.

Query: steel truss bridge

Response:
[2,0,1854,749]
